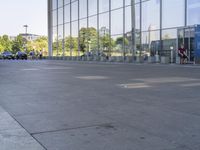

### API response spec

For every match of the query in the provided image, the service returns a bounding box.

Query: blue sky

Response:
[0,0,47,36]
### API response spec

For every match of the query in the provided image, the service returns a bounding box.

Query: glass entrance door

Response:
[177,26,195,63]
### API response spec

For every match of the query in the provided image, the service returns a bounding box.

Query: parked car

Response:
[16,51,28,60]
[2,51,15,59]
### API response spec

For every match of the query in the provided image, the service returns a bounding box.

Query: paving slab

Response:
[0,106,44,150]
[34,123,178,150]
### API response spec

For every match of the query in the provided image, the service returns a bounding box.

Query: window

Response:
[79,0,87,19]
[142,0,160,31]
[162,0,185,28]
[111,8,123,35]
[99,0,109,13]
[88,0,97,16]
[187,0,200,25]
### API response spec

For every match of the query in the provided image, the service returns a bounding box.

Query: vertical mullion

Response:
[185,0,187,26]
[109,0,111,57]
[123,0,125,60]
[78,0,80,56]
[131,0,136,59]
[97,0,99,58]
[139,0,142,57]
[87,0,89,53]
[63,0,65,57]
[160,0,162,53]
[70,0,72,57]
[57,0,59,56]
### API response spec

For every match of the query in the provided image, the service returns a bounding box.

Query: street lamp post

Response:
[23,25,28,51]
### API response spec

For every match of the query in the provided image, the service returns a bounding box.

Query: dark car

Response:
[2,51,15,59]
[16,51,28,60]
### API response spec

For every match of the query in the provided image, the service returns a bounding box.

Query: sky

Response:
[0,0,47,36]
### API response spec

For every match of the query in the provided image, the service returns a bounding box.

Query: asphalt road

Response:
[0,60,200,150]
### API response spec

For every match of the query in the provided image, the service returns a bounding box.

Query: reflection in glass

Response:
[111,0,123,10]
[58,8,63,25]
[111,35,124,56]
[64,4,70,23]
[65,23,70,56]
[53,10,57,27]
[142,0,160,31]
[64,0,70,5]
[187,0,200,25]
[162,29,177,57]
[125,0,140,6]
[71,21,78,56]
[52,0,57,10]
[142,30,160,56]
[162,0,184,28]
[88,16,98,54]
[99,0,109,13]
[79,19,88,54]
[53,27,57,56]
[79,0,87,19]
[58,25,64,56]
[71,1,78,21]
[58,0,63,8]
[99,12,110,57]
[88,0,97,16]
[111,8,123,35]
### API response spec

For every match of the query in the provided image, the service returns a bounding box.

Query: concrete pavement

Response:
[0,60,200,150]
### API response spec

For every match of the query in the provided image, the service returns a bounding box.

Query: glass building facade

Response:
[48,0,200,62]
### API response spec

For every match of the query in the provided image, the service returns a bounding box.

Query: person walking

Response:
[39,50,43,59]
[178,44,188,64]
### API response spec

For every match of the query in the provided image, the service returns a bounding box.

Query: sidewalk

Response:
[0,106,44,150]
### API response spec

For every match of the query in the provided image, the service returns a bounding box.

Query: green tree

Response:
[79,27,97,52]
[115,36,129,46]
[0,35,12,52]
[64,36,78,55]
[12,35,24,53]
[99,34,115,53]
[27,36,48,55]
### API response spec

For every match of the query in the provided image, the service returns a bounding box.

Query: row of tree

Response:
[54,27,131,56]
[0,35,48,55]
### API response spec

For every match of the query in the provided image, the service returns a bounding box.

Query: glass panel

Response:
[187,0,200,25]
[88,0,97,16]
[142,0,160,31]
[64,4,70,23]
[64,23,70,56]
[142,30,160,57]
[71,21,78,56]
[162,29,177,57]
[58,25,64,56]
[89,16,98,55]
[58,0,63,8]
[125,6,131,33]
[125,4,140,33]
[53,10,57,27]
[79,19,88,54]
[71,1,78,21]
[53,27,57,56]
[58,7,63,25]
[99,0,109,13]
[64,0,70,5]
[79,0,87,19]
[124,31,132,56]
[99,12,110,57]
[111,35,124,56]
[162,0,185,28]
[111,8,123,35]
[111,0,123,10]
[125,0,140,6]
[53,0,57,10]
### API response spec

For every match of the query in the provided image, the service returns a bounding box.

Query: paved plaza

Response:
[0,60,200,150]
